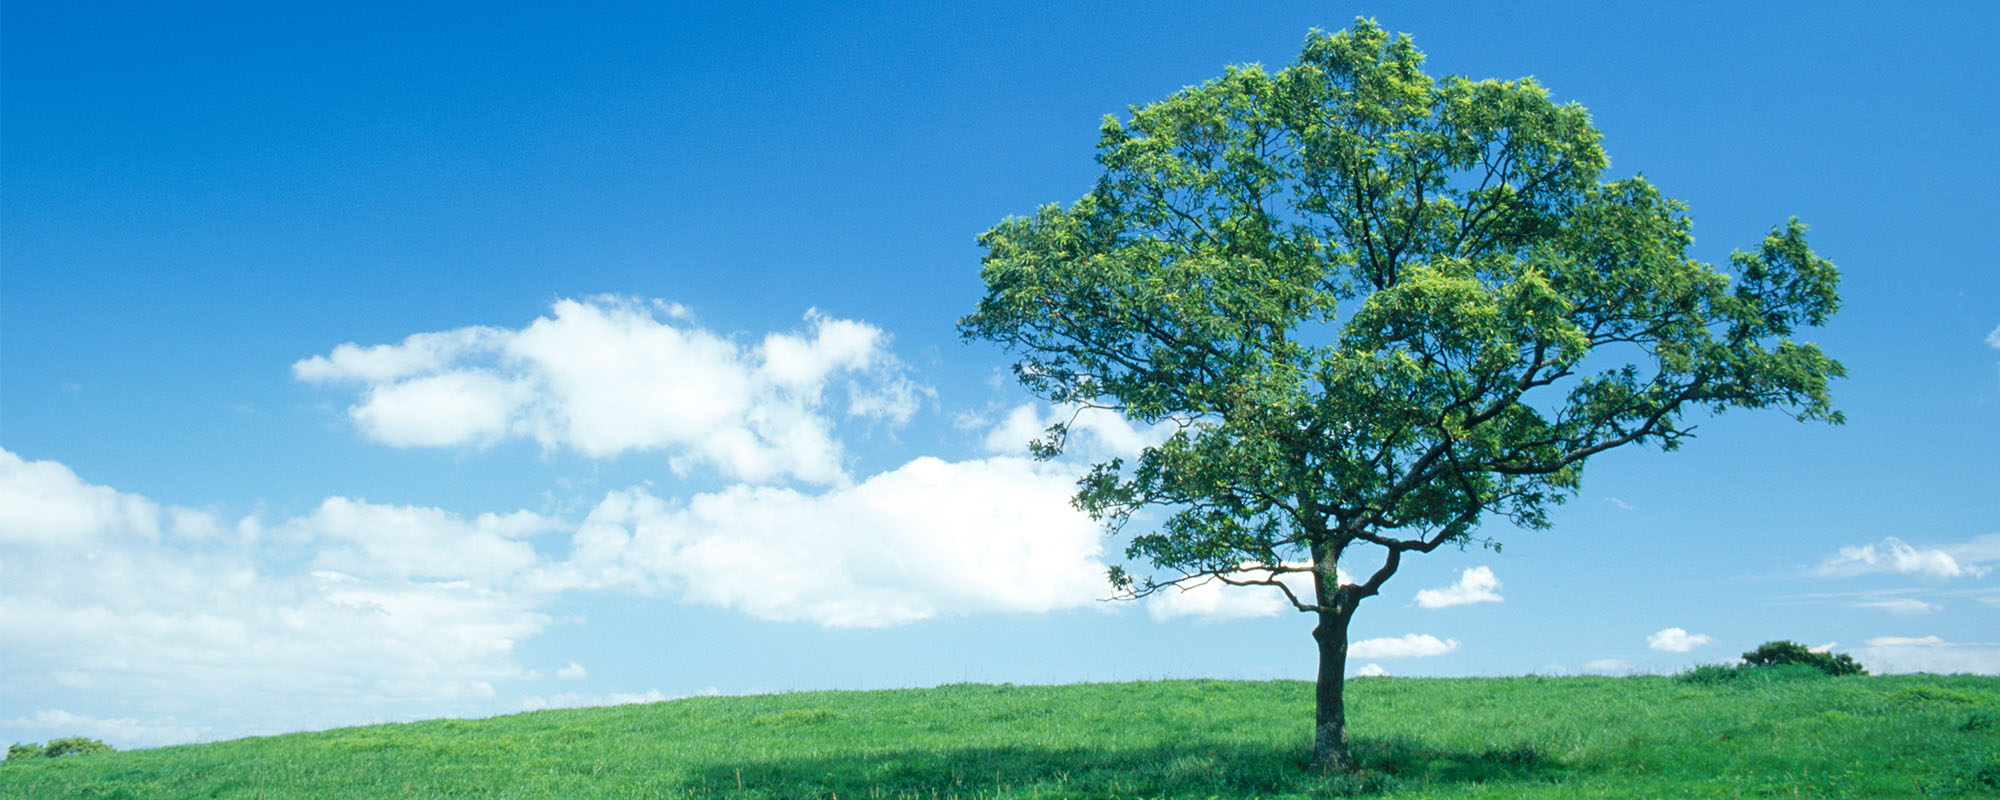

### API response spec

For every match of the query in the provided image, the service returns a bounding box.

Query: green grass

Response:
[4,675,1997,798]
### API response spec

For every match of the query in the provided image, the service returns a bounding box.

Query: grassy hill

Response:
[4,673,1996,798]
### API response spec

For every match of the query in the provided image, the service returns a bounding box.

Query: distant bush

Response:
[1675,663,1825,685]
[1673,664,1741,685]
[1675,640,1866,685]
[1741,640,1865,676]
[4,737,113,763]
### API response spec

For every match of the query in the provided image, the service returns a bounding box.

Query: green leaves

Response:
[960,18,1843,610]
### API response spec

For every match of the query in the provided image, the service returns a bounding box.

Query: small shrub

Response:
[1674,664,1740,685]
[1676,641,1864,686]
[3,737,113,763]
[1674,664,1826,685]
[1741,640,1865,676]
[42,737,114,758]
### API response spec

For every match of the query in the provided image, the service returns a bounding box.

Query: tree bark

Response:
[1309,606,1357,772]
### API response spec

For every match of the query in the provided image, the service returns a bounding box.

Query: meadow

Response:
[3,672,1995,798]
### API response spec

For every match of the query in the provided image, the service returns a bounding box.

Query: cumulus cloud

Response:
[556,662,588,680]
[1647,627,1713,653]
[534,456,1108,627]
[0,446,1116,747]
[1352,663,1389,677]
[1988,324,2000,349]
[0,450,223,548]
[348,371,532,448]
[1350,633,1460,658]
[0,451,554,747]
[290,498,558,584]
[1816,537,1987,579]
[1859,635,2000,675]
[295,299,925,484]
[1413,566,1503,608]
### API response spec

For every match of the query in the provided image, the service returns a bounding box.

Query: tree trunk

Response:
[1309,606,1357,771]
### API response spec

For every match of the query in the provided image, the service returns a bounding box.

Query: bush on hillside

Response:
[4,737,113,763]
[1674,664,1740,685]
[1741,640,1865,676]
[1675,640,1866,685]
[1675,663,1827,685]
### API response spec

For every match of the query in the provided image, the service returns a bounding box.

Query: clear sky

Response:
[3,1,1996,749]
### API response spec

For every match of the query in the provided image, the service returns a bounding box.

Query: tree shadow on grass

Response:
[684,736,1566,799]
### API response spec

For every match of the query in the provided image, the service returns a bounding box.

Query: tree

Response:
[960,19,1842,771]
[1742,640,1865,676]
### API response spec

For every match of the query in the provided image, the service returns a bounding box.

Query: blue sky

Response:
[4,1,1997,748]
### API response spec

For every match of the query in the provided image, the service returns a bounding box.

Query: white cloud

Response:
[1851,598,1941,615]
[1145,563,1321,622]
[1868,635,1946,647]
[980,403,1173,460]
[556,662,587,680]
[295,298,925,484]
[1647,627,1713,653]
[1583,658,1637,675]
[1987,323,2000,349]
[1350,633,1460,658]
[0,449,220,548]
[290,498,557,584]
[349,371,532,448]
[0,449,556,748]
[1601,497,1634,511]
[1413,566,1503,608]
[516,689,671,711]
[292,326,509,384]
[983,404,1051,455]
[1944,533,2000,571]
[1780,588,1965,616]
[1352,663,1389,677]
[1859,635,2000,675]
[534,456,1108,627]
[1816,537,1986,579]
[0,446,1110,747]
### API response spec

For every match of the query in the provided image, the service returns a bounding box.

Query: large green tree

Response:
[960,20,1842,771]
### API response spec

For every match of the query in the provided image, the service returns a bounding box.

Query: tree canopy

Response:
[961,19,1843,771]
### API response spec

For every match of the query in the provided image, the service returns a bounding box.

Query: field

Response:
[3,673,1996,798]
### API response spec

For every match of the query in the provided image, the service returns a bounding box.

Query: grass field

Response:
[4,672,1996,798]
